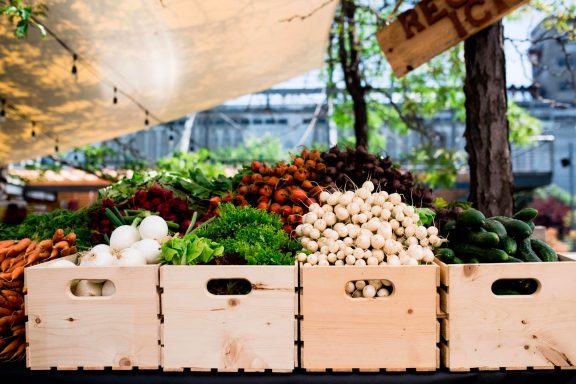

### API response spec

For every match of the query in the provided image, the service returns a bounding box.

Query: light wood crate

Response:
[300,265,440,372]
[438,255,576,371]
[160,265,296,372]
[25,264,161,370]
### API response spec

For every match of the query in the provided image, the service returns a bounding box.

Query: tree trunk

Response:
[338,0,368,149]
[464,21,514,216]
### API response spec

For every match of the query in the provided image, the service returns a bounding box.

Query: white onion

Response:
[117,248,147,266]
[389,193,402,205]
[130,239,161,264]
[307,253,319,265]
[74,280,103,297]
[110,225,141,251]
[45,259,76,268]
[138,215,169,241]
[319,191,330,203]
[91,244,111,254]
[427,226,439,236]
[335,260,345,266]
[102,280,116,296]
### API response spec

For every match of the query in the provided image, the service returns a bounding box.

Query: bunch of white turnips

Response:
[294,181,444,267]
[47,215,169,297]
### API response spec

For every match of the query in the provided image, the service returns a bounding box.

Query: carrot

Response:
[63,232,77,244]
[38,239,53,251]
[3,254,24,272]
[0,316,13,328]
[0,308,12,317]
[3,293,23,310]
[9,267,24,282]
[7,258,26,272]
[52,229,64,243]
[24,242,37,254]
[0,338,22,357]
[38,251,51,260]
[6,340,26,361]
[0,240,15,249]
[0,281,22,289]
[25,249,42,266]
[68,246,77,255]
[0,272,12,281]
[7,239,31,258]
[0,257,11,272]
[11,325,25,337]
[53,240,68,250]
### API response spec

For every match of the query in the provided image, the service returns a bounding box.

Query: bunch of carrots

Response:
[0,229,77,362]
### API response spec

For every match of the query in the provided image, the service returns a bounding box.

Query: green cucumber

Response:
[491,216,533,239]
[435,248,456,263]
[468,258,480,264]
[442,220,457,237]
[456,208,486,228]
[513,207,538,222]
[452,256,466,264]
[464,230,500,248]
[530,239,558,262]
[498,236,517,256]
[517,238,542,262]
[483,219,507,238]
[451,244,511,263]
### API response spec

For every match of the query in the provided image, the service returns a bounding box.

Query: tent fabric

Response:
[0,0,337,164]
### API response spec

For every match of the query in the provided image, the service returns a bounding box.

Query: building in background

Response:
[529,19,576,105]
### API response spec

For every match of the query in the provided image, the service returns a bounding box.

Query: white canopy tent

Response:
[0,0,338,164]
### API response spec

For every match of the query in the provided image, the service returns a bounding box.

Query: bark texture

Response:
[338,0,368,149]
[464,21,514,216]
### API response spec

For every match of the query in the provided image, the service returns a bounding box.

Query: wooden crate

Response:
[438,255,576,371]
[300,265,440,371]
[25,264,161,370]
[160,265,296,372]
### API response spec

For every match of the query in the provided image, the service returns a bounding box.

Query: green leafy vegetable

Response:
[415,208,436,226]
[194,204,300,265]
[160,233,224,265]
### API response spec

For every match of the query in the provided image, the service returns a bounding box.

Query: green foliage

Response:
[211,134,288,164]
[0,0,47,38]
[194,204,300,265]
[415,208,436,226]
[0,207,95,249]
[401,145,466,188]
[156,149,227,179]
[508,101,542,146]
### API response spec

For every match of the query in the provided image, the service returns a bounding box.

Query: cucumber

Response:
[468,258,480,264]
[513,207,538,222]
[491,216,533,239]
[452,256,466,264]
[435,248,455,263]
[456,208,486,228]
[451,243,511,263]
[464,230,500,248]
[517,238,542,262]
[507,256,524,263]
[442,220,457,237]
[528,221,535,231]
[530,239,558,262]
[499,236,517,256]
[483,218,507,238]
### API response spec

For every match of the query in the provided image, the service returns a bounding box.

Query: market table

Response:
[3,363,576,384]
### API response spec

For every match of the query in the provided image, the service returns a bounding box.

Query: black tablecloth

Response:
[3,363,576,384]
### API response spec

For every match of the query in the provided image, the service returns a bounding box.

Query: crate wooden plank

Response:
[25,265,160,370]
[161,265,295,372]
[301,265,438,370]
[440,260,576,370]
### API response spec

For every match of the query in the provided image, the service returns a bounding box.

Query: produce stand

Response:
[2,362,576,384]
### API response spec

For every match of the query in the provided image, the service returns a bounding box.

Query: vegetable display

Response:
[295,181,443,267]
[0,229,77,362]
[436,207,558,264]
[345,279,393,298]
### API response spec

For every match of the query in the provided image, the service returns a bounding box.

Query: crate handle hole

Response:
[345,279,394,298]
[207,279,252,295]
[70,279,116,297]
[491,278,540,296]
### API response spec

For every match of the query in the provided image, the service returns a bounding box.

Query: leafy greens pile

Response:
[193,204,300,265]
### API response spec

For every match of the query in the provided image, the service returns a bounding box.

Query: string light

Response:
[71,54,78,79]
[31,121,36,139]
[113,87,118,104]
[54,138,59,153]
[144,110,149,126]
[0,99,5,119]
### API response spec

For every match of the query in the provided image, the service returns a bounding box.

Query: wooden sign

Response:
[376,0,529,78]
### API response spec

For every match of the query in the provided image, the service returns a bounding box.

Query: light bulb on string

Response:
[113,87,118,104]
[144,110,149,126]
[168,133,174,145]
[31,121,36,140]
[0,99,5,119]
[54,138,59,153]
[71,54,78,80]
